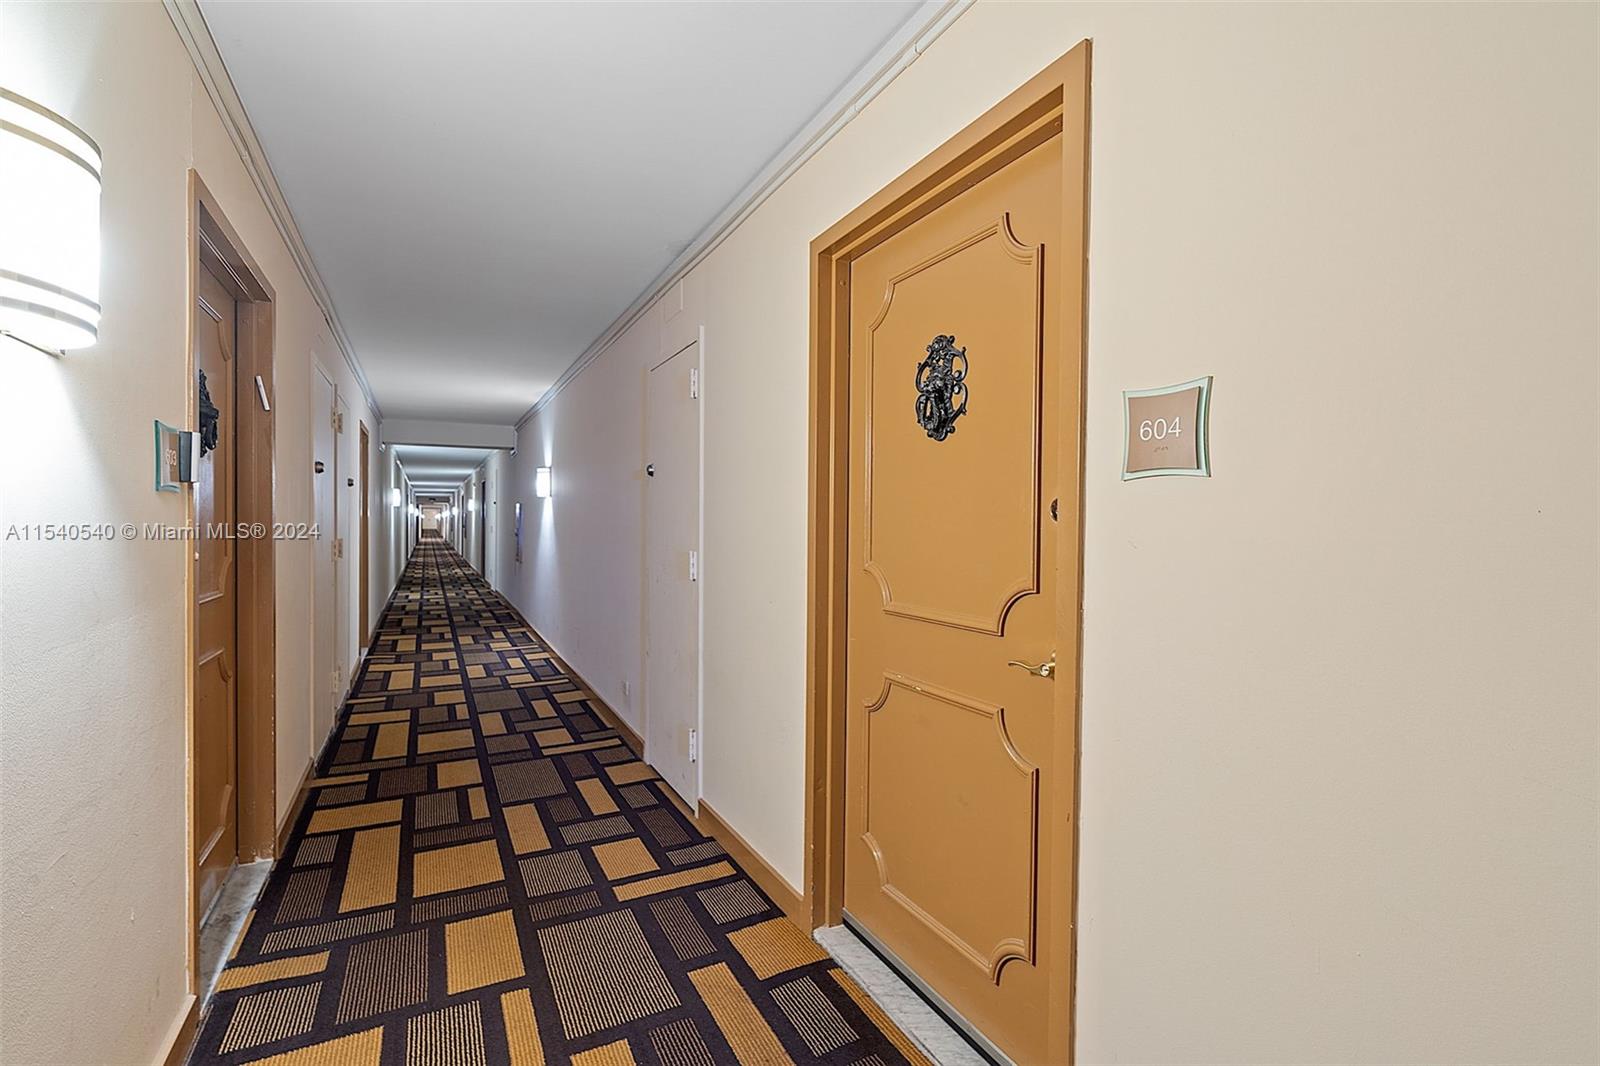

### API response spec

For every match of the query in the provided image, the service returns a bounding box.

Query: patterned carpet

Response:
[192,534,930,1066]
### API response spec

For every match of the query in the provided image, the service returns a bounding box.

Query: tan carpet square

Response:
[413,840,504,897]
[726,918,829,980]
[373,722,410,759]
[248,1024,382,1056]
[570,1040,635,1066]
[418,728,475,753]
[436,759,481,788]
[504,803,550,855]
[215,950,329,992]
[576,778,618,816]
[534,727,574,748]
[306,800,402,835]
[592,837,658,880]
[611,861,736,902]
[688,962,793,1066]
[605,762,656,786]
[340,825,399,912]
[445,910,525,994]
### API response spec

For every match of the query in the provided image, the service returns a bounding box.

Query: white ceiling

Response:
[201,0,925,424]
[392,443,500,491]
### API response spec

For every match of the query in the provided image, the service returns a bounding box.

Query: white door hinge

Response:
[688,728,698,763]
[687,549,698,582]
[689,368,699,400]
[333,536,344,559]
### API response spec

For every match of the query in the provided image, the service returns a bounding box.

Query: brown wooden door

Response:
[194,265,240,918]
[844,132,1066,1063]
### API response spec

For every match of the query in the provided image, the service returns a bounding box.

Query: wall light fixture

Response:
[0,88,102,352]
[535,467,552,499]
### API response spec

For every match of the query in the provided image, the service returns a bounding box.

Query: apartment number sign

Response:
[1123,376,1212,480]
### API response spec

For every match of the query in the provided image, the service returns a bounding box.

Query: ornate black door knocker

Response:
[197,368,220,457]
[914,333,968,441]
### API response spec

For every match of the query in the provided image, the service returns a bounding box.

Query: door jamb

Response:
[802,43,1090,1065]
[185,170,278,990]
[359,420,371,646]
[478,478,488,577]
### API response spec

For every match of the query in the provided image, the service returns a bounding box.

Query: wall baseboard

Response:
[496,605,645,756]
[495,604,806,929]
[275,758,314,857]
[156,993,200,1066]
[550,653,644,756]
[698,799,808,929]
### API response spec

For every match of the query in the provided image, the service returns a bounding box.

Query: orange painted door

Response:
[844,133,1065,1063]
[194,265,239,918]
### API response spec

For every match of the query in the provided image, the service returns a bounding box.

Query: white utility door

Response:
[334,393,356,685]
[312,366,338,744]
[644,339,702,805]
[335,393,352,691]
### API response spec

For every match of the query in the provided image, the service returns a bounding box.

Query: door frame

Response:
[359,421,371,647]
[312,361,342,743]
[802,43,1089,1065]
[185,171,278,984]
[478,478,488,576]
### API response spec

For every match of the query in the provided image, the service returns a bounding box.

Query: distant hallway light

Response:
[0,87,102,351]
[535,467,552,499]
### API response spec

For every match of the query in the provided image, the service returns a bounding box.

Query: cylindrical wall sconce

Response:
[535,467,552,499]
[0,88,102,351]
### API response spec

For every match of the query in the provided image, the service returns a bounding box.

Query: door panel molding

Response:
[861,673,1039,982]
[804,43,1090,1066]
[861,213,1044,636]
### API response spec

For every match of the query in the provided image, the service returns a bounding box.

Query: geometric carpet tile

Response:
[191,533,932,1065]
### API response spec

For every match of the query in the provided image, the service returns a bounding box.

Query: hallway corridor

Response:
[192,535,926,1066]
[4,4,1596,1063]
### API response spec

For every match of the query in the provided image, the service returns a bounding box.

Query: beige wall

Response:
[505,296,659,734]
[0,3,400,1062]
[502,2,1598,1061]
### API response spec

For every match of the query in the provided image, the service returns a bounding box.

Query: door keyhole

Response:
[646,464,655,478]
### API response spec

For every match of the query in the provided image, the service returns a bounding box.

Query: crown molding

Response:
[515,0,974,431]
[163,0,382,421]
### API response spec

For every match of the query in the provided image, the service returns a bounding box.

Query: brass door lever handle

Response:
[1006,653,1056,679]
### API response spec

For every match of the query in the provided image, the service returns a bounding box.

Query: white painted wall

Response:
[499,3,1598,1062]
[503,293,661,734]
[0,3,404,1062]
[455,450,510,587]
[377,441,409,610]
